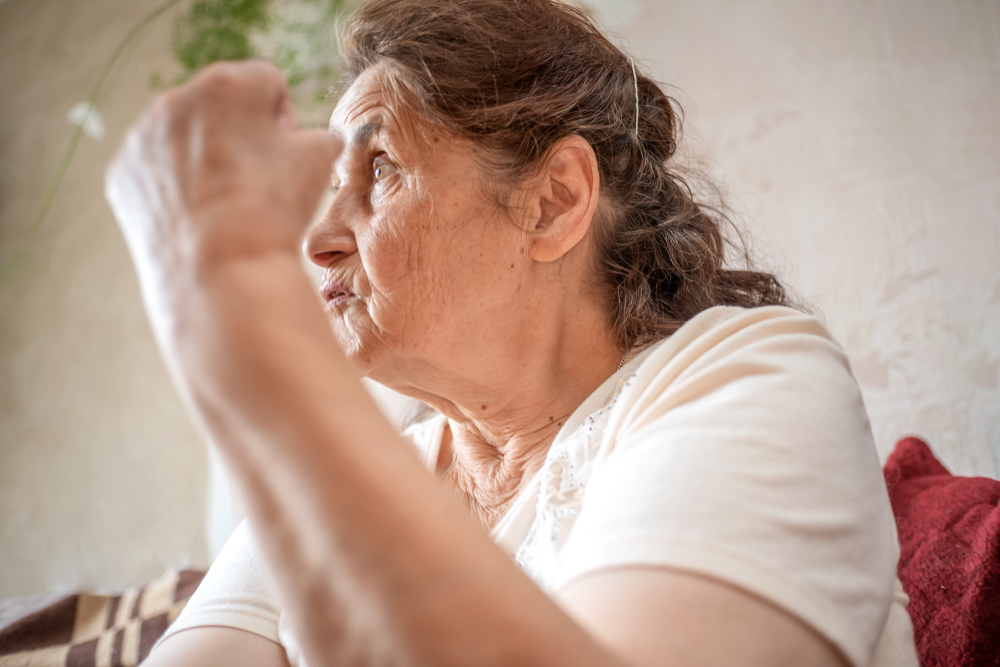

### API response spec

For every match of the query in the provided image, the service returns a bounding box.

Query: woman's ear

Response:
[527,135,601,263]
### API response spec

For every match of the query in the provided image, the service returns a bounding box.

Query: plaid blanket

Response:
[0,569,204,667]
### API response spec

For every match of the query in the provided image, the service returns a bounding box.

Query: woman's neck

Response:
[440,402,569,531]
[369,261,624,529]
[433,327,623,531]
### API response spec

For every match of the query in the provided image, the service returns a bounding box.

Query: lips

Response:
[319,279,357,307]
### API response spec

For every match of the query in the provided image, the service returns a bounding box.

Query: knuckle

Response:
[256,59,285,82]
[152,87,181,115]
[143,89,187,139]
[199,61,237,85]
[193,63,247,102]
[191,61,273,107]
[148,85,188,123]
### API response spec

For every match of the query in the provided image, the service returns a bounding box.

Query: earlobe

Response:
[528,136,601,263]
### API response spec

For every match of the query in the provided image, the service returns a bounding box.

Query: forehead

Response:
[330,67,422,148]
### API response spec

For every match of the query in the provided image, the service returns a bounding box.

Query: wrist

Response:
[192,245,307,297]
[189,202,308,274]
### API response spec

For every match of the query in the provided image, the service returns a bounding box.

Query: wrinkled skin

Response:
[109,61,849,667]
[307,66,628,531]
[307,68,615,426]
[307,67,533,391]
[109,61,338,280]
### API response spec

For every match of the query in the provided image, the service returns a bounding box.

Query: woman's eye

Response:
[373,158,392,182]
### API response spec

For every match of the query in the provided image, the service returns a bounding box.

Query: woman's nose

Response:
[304,204,358,269]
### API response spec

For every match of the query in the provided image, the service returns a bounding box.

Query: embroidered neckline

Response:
[513,372,636,587]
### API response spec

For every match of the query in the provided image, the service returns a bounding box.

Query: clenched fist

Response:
[106,60,341,283]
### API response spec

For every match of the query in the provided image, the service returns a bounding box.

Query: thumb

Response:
[289,128,344,221]
[276,94,298,132]
[295,128,343,181]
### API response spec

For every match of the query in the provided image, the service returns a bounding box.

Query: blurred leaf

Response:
[172,0,273,75]
[169,0,350,114]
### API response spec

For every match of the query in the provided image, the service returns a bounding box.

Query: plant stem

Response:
[0,0,185,288]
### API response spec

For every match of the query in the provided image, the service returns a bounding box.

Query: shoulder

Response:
[600,304,884,530]
[610,305,858,445]
[561,305,900,665]
[639,304,841,380]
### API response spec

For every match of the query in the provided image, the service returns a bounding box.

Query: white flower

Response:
[67,101,106,141]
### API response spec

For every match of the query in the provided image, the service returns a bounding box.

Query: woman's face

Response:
[305,67,532,394]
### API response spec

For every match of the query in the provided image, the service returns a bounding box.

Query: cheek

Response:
[360,209,456,346]
[353,185,522,359]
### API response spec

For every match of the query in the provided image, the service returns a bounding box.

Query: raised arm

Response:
[110,61,849,667]
[108,60,621,667]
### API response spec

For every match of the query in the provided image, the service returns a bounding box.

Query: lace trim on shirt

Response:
[513,373,635,590]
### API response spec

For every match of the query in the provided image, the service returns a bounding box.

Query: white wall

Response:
[0,0,209,597]
[593,0,1000,477]
[1,0,998,597]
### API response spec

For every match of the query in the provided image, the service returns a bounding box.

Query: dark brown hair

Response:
[341,0,794,349]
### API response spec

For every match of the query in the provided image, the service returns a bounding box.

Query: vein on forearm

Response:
[169,253,622,667]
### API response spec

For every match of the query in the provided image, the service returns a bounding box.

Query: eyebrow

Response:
[350,120,382,148]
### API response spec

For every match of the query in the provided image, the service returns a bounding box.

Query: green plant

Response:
[0,0,184,288]
[169,0,347,108]
[172,0,272,73]
[2,0,347,289]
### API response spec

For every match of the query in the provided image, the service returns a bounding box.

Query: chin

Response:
[327,315,432,395]
[358,354,420,398]
[332,327,392,382]
[325,318,364,363]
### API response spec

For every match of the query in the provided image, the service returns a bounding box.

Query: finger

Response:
[288,129,343,219]
[317,128,344,162]
[295,128,344,186]
[242,60,293,125]
[234,61,298,131]
[191,60,291,120]
[276,94,297,132]
[233,60,297,128]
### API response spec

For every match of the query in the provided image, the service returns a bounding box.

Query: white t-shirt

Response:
[160,306,918,667]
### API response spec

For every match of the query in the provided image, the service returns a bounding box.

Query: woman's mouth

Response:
[320,280,357,309]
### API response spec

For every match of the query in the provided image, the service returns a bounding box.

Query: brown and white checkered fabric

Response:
[0,569,204,667]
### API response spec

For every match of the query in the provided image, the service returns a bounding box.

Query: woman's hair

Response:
[340,0,795,349]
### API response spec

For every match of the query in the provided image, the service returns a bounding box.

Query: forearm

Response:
[169,253,621,667]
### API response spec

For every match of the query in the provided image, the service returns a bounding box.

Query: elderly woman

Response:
[107,0,918,665]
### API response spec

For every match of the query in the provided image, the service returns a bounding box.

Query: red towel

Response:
[883,436,1000,667]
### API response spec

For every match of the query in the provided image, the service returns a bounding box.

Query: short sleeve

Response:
[157,519,283,647]
[155,414,444,659]
[553,308,899,667]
